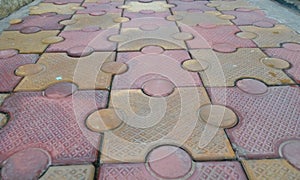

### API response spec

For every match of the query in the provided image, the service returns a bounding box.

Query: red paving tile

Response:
[78,2,123,14]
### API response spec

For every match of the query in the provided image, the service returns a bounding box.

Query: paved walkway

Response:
[0,0,299,179]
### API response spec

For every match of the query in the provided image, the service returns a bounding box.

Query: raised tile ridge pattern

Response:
[0,0,299,179]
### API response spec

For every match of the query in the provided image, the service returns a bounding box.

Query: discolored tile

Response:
[0,31,61,53]
[206,0,257,11]
[242,159,300,179]
[0,90,108,164]
[29,3,82,15]
[119,1,175,12]
[189,48,294,87]
[14,52,121,91]
[40,165,95,180]
[208,85,300,158]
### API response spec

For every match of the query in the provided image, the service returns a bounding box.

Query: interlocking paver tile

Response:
[77,2,122,14]
[123,10,171,19]
[208,84,300,158]
[242,159,300,179]
[280,140,300,170]
[29,3,82,15]
[188,48,294,86]
[7,13,72,31]
[207,0,257,11]
[239,24,300,47]
[43,0,84,3]
[167,11,233,26]
[0,50,39,92]
[181,25,256,50]
[169,0,215,12]
[0,88,108,164]
[119,1,175,12]
[14,52,124,91]
[47,28,118,52]
[112,46,202,89]
[0,30,62,54]
[122,17,177,28]
[40,164,95,180]
[96,87,235,163]
[60,13,126,31]
[264,43,300,84]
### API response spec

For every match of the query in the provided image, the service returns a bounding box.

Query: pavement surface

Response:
[0,0,299,179]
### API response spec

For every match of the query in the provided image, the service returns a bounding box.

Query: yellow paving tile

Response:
[119,1,174,12]
[207,0,257,11]
[40,165,95,180]
[30,3,82,15]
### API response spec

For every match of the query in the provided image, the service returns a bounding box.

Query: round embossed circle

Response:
[182,59,209,72]
[141,46,164,54]
[20,26,42,34]
[213,43,236,53]
[197,23,217,29]
[282,43,300,51]
[253,21,274,28]
[147,146,192,179]
[67,46,94,57]
[236,31,257,39]
[0,49,18,59]
[199,104,237,128]
[280,140,300,170]
[114,17,130,23]
[236,79,268,95]
[166,15,183,21]
[9,19,22,25]
[172,32,194,40]
[261,57,290,69]
[101,62,128,74]
[1,148,51,180]
[139,10,155,14]
[108,35,127,42]
[44,82,78,98]
[139,24,159,31]
[142,79,175,97]
[90,11,106,16]
[42,36,64,44]
[218,14,236,20]
[0,113,8,128]
[15,64,44,76]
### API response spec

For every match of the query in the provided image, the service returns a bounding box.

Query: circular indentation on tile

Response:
[108,35,127,42]
[60,19,77,25]
[89,11,107,16]
[71,6,85,10]
[15,64,45,76]
[0,49,18,59]
[199,104,237,128]
[280,140,300,170]
[0,113,8,128]
[114,17,130,23]
[163,4,175,8]
[139,10,155,14]
[42,36,64,44]
[182,59,209,72]
[20,26,42,34]
[82,26,101,32]
[253,21,274,28]
[67,46,94,57]
[213,43,236,53]
[139,24,159,31]
[236,79,268,95]
[172,32,194,40]
[86,108,123,133]
[218,14,236,20]
[261,57,290,69]
[139,0,153,2]
[54,2,67,5]
[187,9,204,13]
[236,31,257,39]
[142,79,175,97]
[101,62,128,74]
[44,82,77,98]
[1,148,51,180]
[147,146,192,179]
[282,43,300,51]
[9,18,22,25]
[166,15,183,21]
[196,23,217,29]
[141,46,164,54]
[40,12,57,17]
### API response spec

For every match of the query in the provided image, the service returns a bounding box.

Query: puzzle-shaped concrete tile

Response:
[109,26,192,51]
[30,3,83,15]
[60,13,127,30]
[43,0,84,3]
[238,25,300,48]
[112,46,202,89]
[123,10,171,19]
[208,84,300,158]
[181,25,256,50]
[167,11,233,27]
[119,1,175,12]
[7,13,72,31]
[169,0,215,12]
[0,94,9,129]
[264,43,300,84]
[242,159,300,179]
[0,31,62,54]
[206,0,257,11]
[40,165,95,180]
[223,8,277,27]
[77,2,122,14]
[0,87,108,164]
[14,52,124,91]
[47,28,118,52]
[88,87,236,163]
[0,50,38,92]
[189,48,294,87]
[279,139,300,170]
[122,17,177,28]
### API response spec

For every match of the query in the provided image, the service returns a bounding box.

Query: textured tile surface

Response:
[207,0,256,11]
[29,3,81,15]
[120,1,174,12]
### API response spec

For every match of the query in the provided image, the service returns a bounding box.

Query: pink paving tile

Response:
[112,47,202,90]
[7,13,72,31]
[223,8,277,26]
[208,85,300,158]
[264,43,300,84]
[181,24,256,50]
[169,0,215,12]
[122,16,177,28]
[77,2,122,14]
[47,28,118,52]
[0,89,108,165]
[0,50,38,92]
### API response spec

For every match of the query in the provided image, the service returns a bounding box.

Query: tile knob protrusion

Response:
[42,36,64,44]
[182,59,209,72]
[67,46,94,57]
[1,148,51,180]
[147,146,193,179]
[139,24,160,31]
[139,10,155,14]
[172,32,194,40]
[218,14,236,20]
[86,109,123,133]
[236,31,257,39]
[101,62,128,75]
[89,11,106,16]
[166,15,183,21]
[44,82,77,99]
[213,43,237,53]
[113,17,130,23]
[15,64,45,76]
[141,46,164,54]
[0,49,18,59]
[253,21,274,28]
[20,26,42,34]
[282,43,300,51]
[9,19,23,25]
[261,57,290,69]
[236,79,268,95]
[280,140,300,170]
[0,113,8,128]
[199,104,237,128]
[142,79,175,97]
